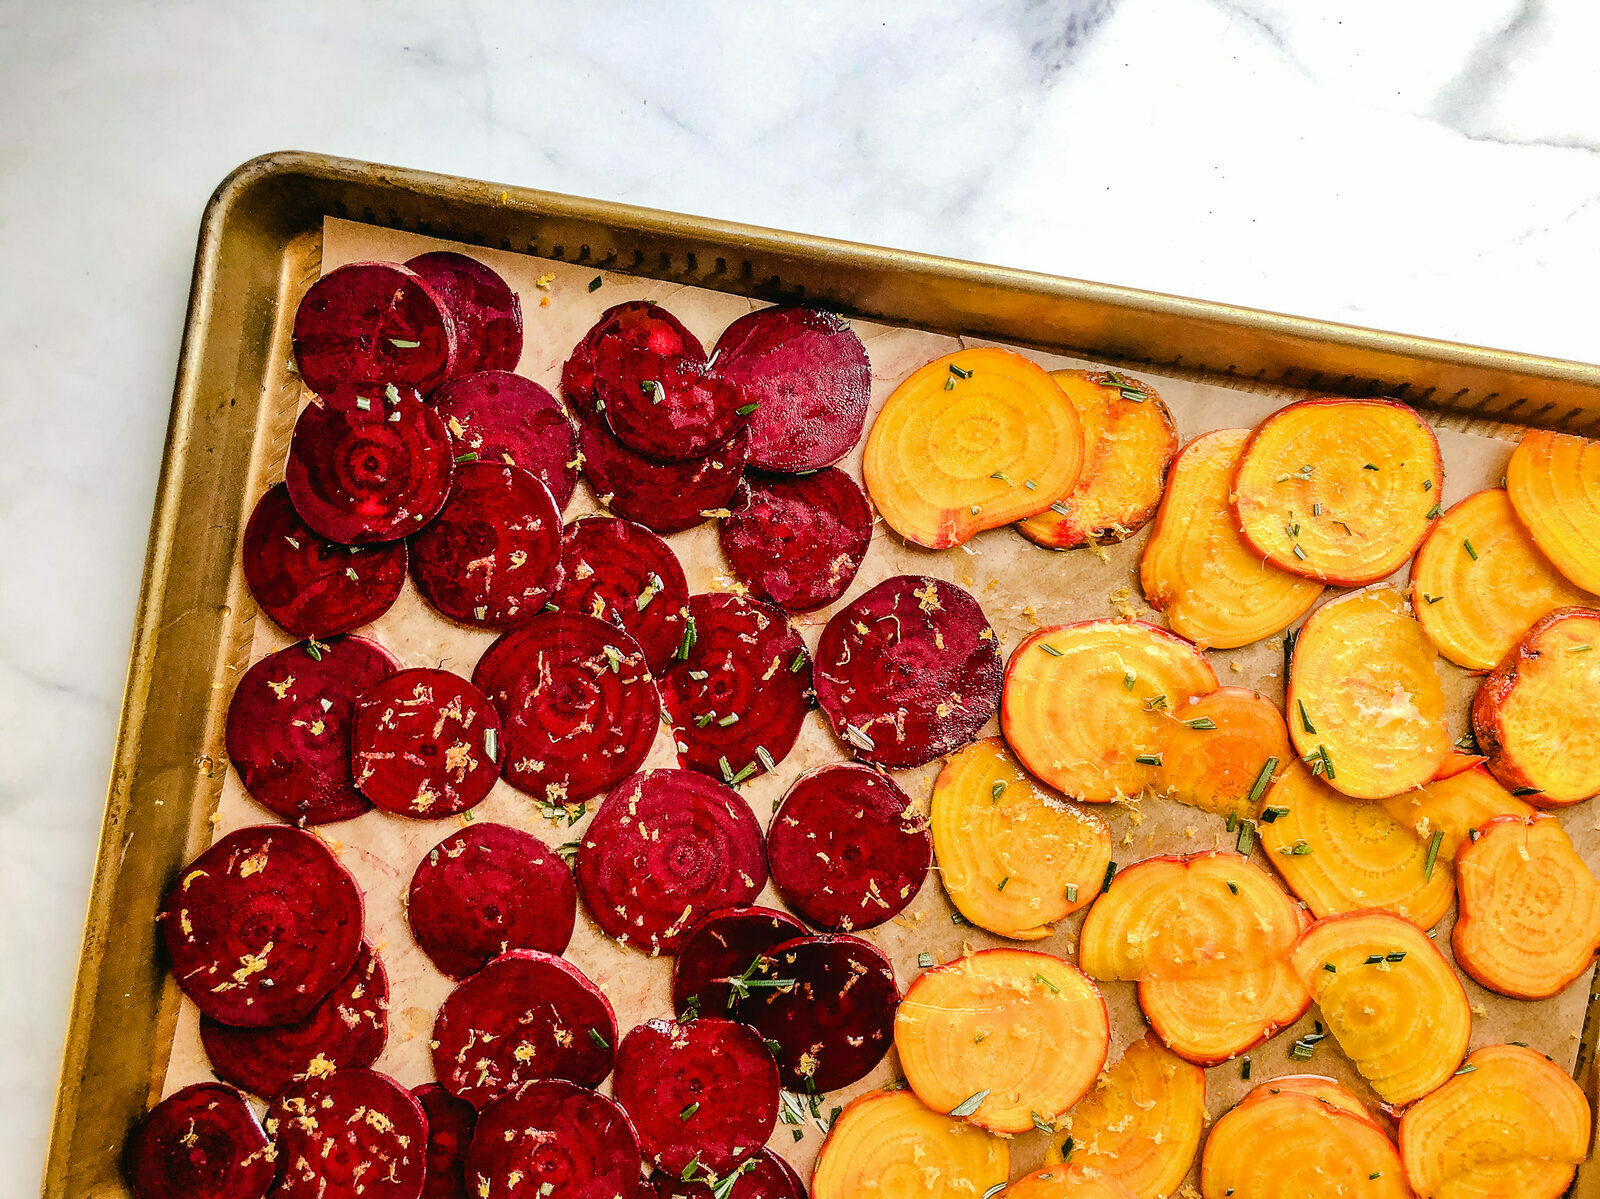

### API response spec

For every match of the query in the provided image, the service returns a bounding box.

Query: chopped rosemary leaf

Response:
[1364,954,1384,965]
[1287,839,1313,856]
[1135,752,1163,766]
[735,402,759,416]
[948,363,973,380]
[1247,757,1280,806]
[1100,861,1118,893]
[1240,1055,1251,1079]
[1423,592,1444,604]
[1144,693,1169,711]
[1065,883,1079,902]
[717,713,740,727]
[844,724,876,751]
[1236,820,1256,856]
[756,745,776,772]
[790,652,806,672]
[1385,951,1407,962]
[991,781,1007,802]
[1185,716,1218,730]
[1324,962,1337,973]
[1058,1136,1077,1161]
[944,376,956,391]
[1227,881,1239,895]
[680,1102,700,1120]
[1298,700,1317,734]
[1123,671,1137,691]
[1039,643,1063,656]
[1031,1111,1052,1132]
[1363,463,1379,471]
[1292,543,1308,561]
[918,952,935,968]
[949,1089,988,1117]
[1427,502,1443,519]
[588,275,603,291]
[1463,538,1479,561]
[588,1027,610,1050]
[1050,501,1070,516]
[1226,812,1238,832]
[1423,479,1433,491]
[388,338,420,349]
[1311,502,1323,516]
[1033,973,1059,993]
[1424,830,1444,880]
[1454,1064,1478,1075]
[694,712,715,729]
[1260,805,1289,823]
[676,616,698,661]
[996,875,1010,891]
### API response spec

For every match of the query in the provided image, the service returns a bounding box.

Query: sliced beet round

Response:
[670,905,807,1019]
[766,764,930,932]
[814,575,1003,769]
[717,469,872,612]
[576,769,768,955]
[414,1084,476,1199]
[352,668,501,818]
[200,940,387,1097]
[225,635,398,825]
[713,307,871,473]
[612,1017,779,1174]
[407,823,577,979]
[579,413,749,535]
[550,515,689,676]
[739,934,899,1092]
[465,1080,641,1199]
[242,483,407,637]
[158,825,364,1028]
[431,950,616,1108]
[597,344,749,463]
[658,593,811,783]
[410,463,564,629]
[265,1068,427,1199]
[292,261,458,397]
[432,371,578,508]
[124,1082,273,1199]
[405,252,523,375]
[471,612,658,805]
[284,391,455,545]
[562,302,704,421]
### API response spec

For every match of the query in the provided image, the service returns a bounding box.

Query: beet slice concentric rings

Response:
[431,371,578,508]
[465,1080,642,1199]
[581,416,750,535]
[407,823,577,979]
[767,764,930,932]
[551,515,689,676]
[577,769,768,956]
[124,1082,273,1199]
[265,1068,427,1199]
[353,668,501,818]
[814,575,1003,769]
[596,342,750,462]
[414,1084,476,1199]
[671,905,807,1019]
[717,468,873,612]
[405,252,523,375]
[292,261,458,397]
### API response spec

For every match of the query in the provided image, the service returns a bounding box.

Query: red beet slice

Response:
[471,612,658,805]
[551,515,689,675]
[717,469,872,612]
[285,391,455,545]
[407,823,577,979]
[740,934,899,1092]
[432,371,578,508]
[671,905,807,1019]
[814,575,1003,769]
[242,483,407,637]
[597,345,750,462]
[432,950,616,1108]
[563,302,705,421]
[465,1080,641,1199]
[766,764,930,932]
[658,594,811,784]
[713,307,871,473]
[577,769,768,955]
[579,413,749,535]
[124,1082,272,1199]
[225,635,398,825]
[159,825,364,1028]
[410,463,563,629]
[201,940,387,1097]
[414,1084,477,1199]
[612,1017,779,1174]
[352,668,501,818]
[293,261,458,397]
[265,1068,427,1199]
[649,1149,805,1199]
[405,252,523,376]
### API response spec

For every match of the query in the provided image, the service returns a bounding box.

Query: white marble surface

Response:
[4,0,1600,1191]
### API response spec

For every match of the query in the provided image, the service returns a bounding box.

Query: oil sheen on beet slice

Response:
[201,940,387,1097]
[124,1082,273,1199]
[717,468,872,612]
[466,1080,642,1199]
[658,594,811,784]
[551,515,689,675]
[432,950,617,1108]
[414,1084,476,1199]
[597,342,750,463]
[265,1068,426,1199]
[472,611,658,806]
[649,1150,805,1199]
[408,823,577,979]
[814,575,1003,769]
[405,252,523,376]
[226,636,398,825]
[431,371,578,508]
[767,764,930,932]
[158,825,364,1028]
[713,307,871,473]
[577,769,768,955]
[411,463,564,629]
[352,668,501,818]
[563,302,704,420]
[292,261,458,397]
[671,906,808,1019]
[243,483,407,637]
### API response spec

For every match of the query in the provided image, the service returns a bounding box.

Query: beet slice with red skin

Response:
[612,1017,780,1174]
[405,252,523,376]
[577,769,768,956]
[713,307,871,473]
[767,764,930,932]
[226,635,398,825]
[407,823,577,979]
[551,515,689,676]
[293,261,458,398]
[659,593,812,784]
[201,940,387,1097]
[124,1082,273,1199]
[159,825,364,1028]
[597,342,750,463]
[410,463,564,629]
[243,483,407,637]
[432,371,578,508]
[579,411,749,536]
[414,1084,477,1199]
[285,391,455,545]
[739,934,899,1092]
[471,611,658,806]
[717,469,872,612]
[814,575,1003,769]
[671,905,808,1019]
[649,1150,806,1199]
[465,1080,642,1199]
[563,302,705,421]
[265,1068,427,1199]
[432,950,617,1108]
[352,668,501,818]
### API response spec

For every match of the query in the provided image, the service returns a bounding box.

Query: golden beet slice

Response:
[1140,429,1323,649]
[1378,761,1534,867]
[1233,1074,1380,1128]
[812,1089,1008,1199]
[1015,370,1177,550]
[1287,586,1452,800]
[1232,398,1443,586]
[1002,620,1217,803]
[1506,428,1600,594]
[930,737,1112,940]
[863,347,1085,549]
[1004,1166,1135,1199]
[1472,606,1600,805]
[1157,686,1292,820]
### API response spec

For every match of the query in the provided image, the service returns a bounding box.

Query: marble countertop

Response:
[4,0,1600,1191]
